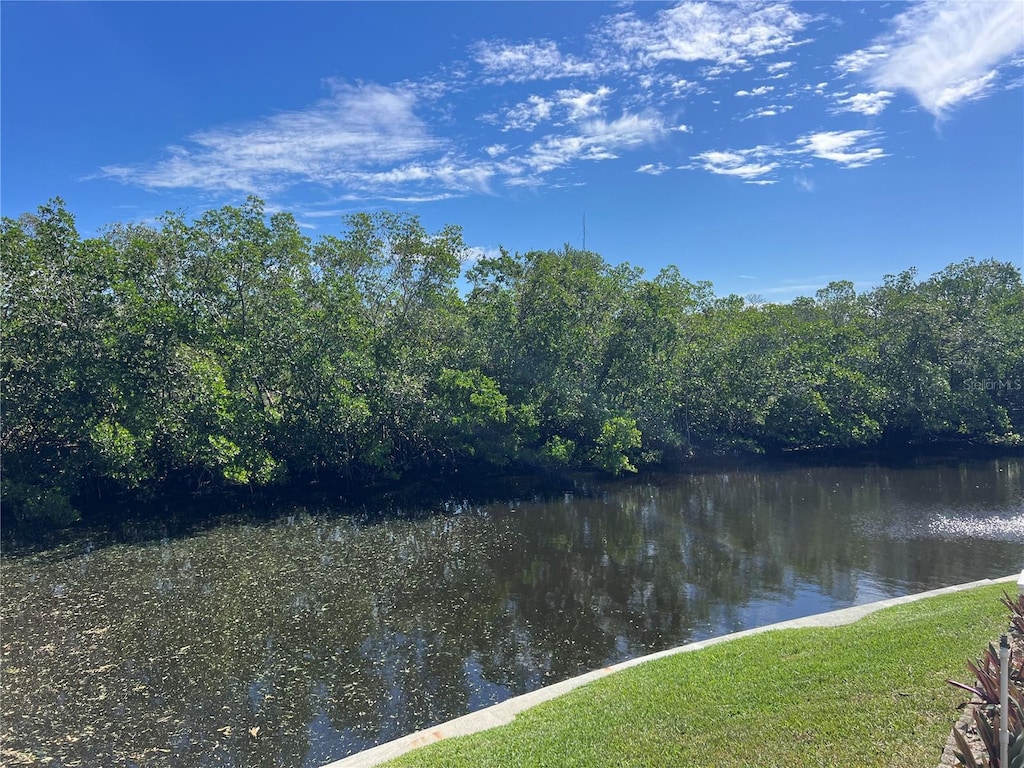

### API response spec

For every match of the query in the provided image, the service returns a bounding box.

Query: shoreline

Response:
[6,444,1022,553]
[321,574,1020,768]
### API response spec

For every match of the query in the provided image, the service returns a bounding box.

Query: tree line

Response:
[2,197,1022,525]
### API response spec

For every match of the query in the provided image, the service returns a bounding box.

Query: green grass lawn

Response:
[384,583,1012,768]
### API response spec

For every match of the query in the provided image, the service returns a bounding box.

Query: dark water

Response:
[3,458,1023,767]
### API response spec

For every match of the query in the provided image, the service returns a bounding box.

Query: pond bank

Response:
[330,575,1019,768]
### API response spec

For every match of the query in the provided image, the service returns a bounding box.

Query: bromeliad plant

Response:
[950,699,1024,768]
[1001,592,1024,641]
[947,642,1012,704]
[947,593,1024,768]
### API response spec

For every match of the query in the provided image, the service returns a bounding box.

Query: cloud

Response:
[556,86,614,121]
[471,39,597,83]
[335,157,496,194]
[666,77,704,96]
[794,175,815,192]
[758,282,835,296]
[607,1,809,67]
[736,274,862,299]
[372,193,462,203]
[100,68,661,200]
[742,104,793,120]
[584,112,665,144]
[832,90,895,116]
[835,45,888,75]
[296,208,359,219]
[735,85,775,97]
[463,245,503,264]
[636,162,670,175]
[508,112,665,178]
[101,82,441,194]
[688,130,888,183]
[795,130,888,168]
[691,147,780,180]
[502,95,555,131]
[98,5,915,204]
[500,87,613,132]
[838,1,1024,117]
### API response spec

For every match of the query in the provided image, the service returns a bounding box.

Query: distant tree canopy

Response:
[3,197,1023,524]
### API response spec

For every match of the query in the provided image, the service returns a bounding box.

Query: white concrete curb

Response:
[322,574,1019,768]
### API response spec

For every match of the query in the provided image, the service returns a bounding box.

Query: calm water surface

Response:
[3,458,1023,766]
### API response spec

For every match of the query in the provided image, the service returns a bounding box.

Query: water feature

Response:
[3,456,1023,766]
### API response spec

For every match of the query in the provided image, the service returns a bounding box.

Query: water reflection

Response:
[2,457,1022,766]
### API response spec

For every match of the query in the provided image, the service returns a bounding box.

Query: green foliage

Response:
[591,416,642,475]
[953,701,1024,768]
[539,435,576,466]
[88,418,147,486]
[0,480,78,526]
[430,368,511,463]
[3,198,1023,524]
[1001,592,1024,637]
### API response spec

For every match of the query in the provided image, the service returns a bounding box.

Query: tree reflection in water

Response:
[2,457,1022,766]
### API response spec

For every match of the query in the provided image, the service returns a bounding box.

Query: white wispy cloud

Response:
[794,175,815,192]
[835,45,888,75]
[98,3,920,204]
[336,158,496,194]
[373,193,462,203]
[735,85,775,97]
[742,104,794,120]
[508,112,665,179]
[100,70,660,199]
[297,208,361,219]
[666,77,704,96]
[832,90,895,116]
[556,86,614,121]
[795,130,888,168]
[758,282,835,296]
[688,129,888,183]
[101,82,441,194]
[607,2,809,67]
[500,87,614,132]
[691,147,780,181]
[838,1,1024,117]
[636,162,670,175]
[502,95,554,131]
[732,274,865,300]
[471,39,597,83]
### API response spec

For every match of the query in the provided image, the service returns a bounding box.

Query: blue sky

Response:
[3,1,1022,300]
